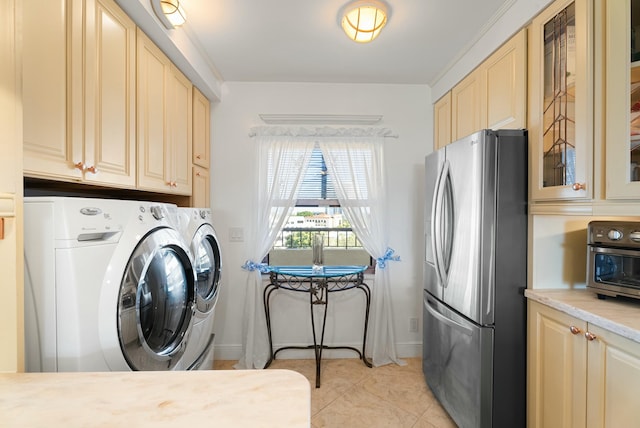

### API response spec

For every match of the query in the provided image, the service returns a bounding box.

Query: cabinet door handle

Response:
[572,182,586,191]
[74,162,85,171]
[569,325,581,335]
[585,331,597,341]
[85,165,98,174]
[196,154,202,159]
[196,172,201,177]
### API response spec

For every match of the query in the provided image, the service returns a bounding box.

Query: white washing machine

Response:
[174,207,222,370]
[24,197,198,372]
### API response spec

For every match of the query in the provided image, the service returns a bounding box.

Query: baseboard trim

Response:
[213,342,422,363]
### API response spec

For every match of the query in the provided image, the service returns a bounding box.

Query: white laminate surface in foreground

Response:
[525,288,640,343]
[0,369,310,427]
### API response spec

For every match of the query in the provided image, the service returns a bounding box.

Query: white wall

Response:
[210,82,432,360]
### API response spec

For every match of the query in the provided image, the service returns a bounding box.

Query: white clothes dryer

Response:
[174,207,222,370]
[24,197,197,372]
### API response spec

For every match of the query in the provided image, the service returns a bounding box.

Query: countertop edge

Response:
[525,289,640,344]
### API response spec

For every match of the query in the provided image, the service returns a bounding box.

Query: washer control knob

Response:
[607,229,623,241]
[199,210,207,219]
[630,231,640,243]
[150,206,164,220]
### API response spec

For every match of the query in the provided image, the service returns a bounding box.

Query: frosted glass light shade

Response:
[340,1,388,43]
[151,0,186,29]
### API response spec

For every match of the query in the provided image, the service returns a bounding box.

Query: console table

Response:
[263,265,372,387]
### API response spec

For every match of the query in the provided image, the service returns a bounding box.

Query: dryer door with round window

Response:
[118,227,196,370]
[192,224,222,314]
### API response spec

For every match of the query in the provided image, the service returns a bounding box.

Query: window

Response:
[268,146,372,267]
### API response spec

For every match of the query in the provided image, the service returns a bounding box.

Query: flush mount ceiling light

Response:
[151,0,186,29]
[339,0,389,43]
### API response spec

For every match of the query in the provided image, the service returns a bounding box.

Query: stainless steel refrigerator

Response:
[422,129,527,428]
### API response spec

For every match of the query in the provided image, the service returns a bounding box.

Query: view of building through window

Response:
[269,206,371,267]
[268,148,372,267]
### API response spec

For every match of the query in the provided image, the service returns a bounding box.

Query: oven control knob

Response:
[607,229,623,241]
[630,231,640,243]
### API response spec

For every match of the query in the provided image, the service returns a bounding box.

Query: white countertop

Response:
[0,369,310,427]
[525,288,640,343]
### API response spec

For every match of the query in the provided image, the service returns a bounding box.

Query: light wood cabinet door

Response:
[23,0,136,188]
[168,64,193,195]
[23,0,82,181]
[528,301,587,428]
[433,92,452,150]
[191,165,210,208]
[137,28,170,192]
[137,29,192,195]
[83,0,136,187]
[451,70,483,141]
[604,0,640,199]
[528,0,594,201]
[192,87,211,168]
[483,28,527,130]
[586,324,640,428]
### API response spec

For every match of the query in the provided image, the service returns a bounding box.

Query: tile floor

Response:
[214,357,457,428]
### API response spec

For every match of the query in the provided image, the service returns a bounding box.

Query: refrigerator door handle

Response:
[433,160,450,287]
[424,296,473,337]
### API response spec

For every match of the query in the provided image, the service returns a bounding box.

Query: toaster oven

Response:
[587,221,640,300]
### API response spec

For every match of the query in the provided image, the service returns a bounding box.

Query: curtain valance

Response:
[249,126,398,138]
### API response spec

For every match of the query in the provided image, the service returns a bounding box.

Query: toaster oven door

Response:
[587,246,640,299]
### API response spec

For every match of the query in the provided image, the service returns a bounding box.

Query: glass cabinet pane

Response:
[542,3,576,188]
[631,0,640,182]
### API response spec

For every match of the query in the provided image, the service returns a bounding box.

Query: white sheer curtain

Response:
[319,138,404,367]
[235,136,315,369]
[237,126,401,369]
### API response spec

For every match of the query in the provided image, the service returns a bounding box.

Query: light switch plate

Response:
[229,227,244,242]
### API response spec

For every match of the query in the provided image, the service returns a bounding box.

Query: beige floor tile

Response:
[312,383,419,428]
[214,357,456,428]
[360,367,434,417]
[414,402,457,428]
[212,359,236,370]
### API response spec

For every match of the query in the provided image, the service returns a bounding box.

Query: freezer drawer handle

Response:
[424,298,473,336]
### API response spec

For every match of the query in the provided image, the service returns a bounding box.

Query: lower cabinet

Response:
[528,300,640,428]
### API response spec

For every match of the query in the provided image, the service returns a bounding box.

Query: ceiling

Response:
[181,0,513,85]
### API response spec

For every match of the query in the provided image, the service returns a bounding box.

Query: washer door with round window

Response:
[191,224,222,315]
[118,227,196,370]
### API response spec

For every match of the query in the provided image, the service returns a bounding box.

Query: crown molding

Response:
[259,114,383,125]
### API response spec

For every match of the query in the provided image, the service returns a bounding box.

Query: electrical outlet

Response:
[409,317,419,333]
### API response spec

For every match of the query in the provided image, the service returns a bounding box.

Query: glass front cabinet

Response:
[529,0,594,201]
[605,0,640,199]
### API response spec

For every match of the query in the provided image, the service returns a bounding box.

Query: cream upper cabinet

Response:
[167,64,193,195]
[482,28,527,131]
[23,0,82,181]
[137,29,192,195]
[528,300,587,428]
[451,70,484,141]
[192,87,211,168]
[604,0,640,199]
[191,165,210,208]
[191,87,210,207]
[83,0,136,187]
[528,300,640,428]
[23,0,136,187]
[433,92,452,150]
[528,0,594,201]
[438,29,527,146]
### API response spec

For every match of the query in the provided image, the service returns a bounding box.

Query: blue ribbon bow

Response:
[376,247,400,269]
[242,260,270,273]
